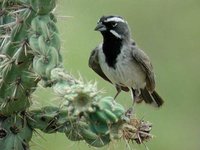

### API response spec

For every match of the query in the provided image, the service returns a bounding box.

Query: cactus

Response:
[0,0,153,149]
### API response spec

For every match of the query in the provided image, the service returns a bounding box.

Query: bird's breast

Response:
[98,47,146,89]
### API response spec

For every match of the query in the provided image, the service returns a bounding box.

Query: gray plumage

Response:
[89,15,164,107]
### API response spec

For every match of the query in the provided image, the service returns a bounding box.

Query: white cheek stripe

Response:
[110,30,122,39]
[105,17,125,23]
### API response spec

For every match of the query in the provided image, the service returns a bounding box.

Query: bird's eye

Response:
[111,22,117,27]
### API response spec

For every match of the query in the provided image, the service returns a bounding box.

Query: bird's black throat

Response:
[102,32,122,69]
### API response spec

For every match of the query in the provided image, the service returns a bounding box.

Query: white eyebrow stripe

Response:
[105,17,125,23]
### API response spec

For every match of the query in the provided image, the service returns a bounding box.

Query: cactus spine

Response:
[0,0,152,149]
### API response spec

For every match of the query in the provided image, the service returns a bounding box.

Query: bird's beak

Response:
[94,22,106,31]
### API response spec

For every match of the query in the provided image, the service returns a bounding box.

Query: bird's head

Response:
[95,15,131,40]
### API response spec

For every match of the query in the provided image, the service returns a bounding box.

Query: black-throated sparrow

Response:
[89,15,164,107]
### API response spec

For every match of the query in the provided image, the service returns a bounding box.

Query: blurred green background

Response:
[32,0,200,150]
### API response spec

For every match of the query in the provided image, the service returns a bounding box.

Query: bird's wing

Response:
[131,44,155,92]
[89,46,129,92]
[88,46,112,83]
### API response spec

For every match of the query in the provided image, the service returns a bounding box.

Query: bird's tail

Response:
[140,88,164,107]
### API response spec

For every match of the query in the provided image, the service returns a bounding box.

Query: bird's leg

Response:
[125,88,140,118]
[131,88,136,106]
[114,85,122,99]
[131,88,141,104]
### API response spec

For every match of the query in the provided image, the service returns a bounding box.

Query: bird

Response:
[89,15,164,107]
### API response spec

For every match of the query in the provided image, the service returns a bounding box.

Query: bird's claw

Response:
[125,107,134,118]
